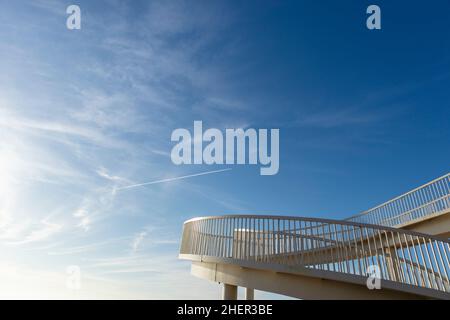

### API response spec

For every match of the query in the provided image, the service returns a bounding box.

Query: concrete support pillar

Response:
[222,283,238,300]
[245,287,254,300]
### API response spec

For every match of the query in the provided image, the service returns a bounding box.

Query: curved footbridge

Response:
[179,173,450,299]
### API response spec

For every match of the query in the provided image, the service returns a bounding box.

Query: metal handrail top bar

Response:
[183,214,450,244]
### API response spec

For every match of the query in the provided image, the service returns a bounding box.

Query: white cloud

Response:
[6,219,63,245]
[96,167,126,182]
[24,220,62,243]
[47,237,132,256]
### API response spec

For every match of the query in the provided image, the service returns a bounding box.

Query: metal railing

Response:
[346,173,450,227]
[180,215,450,295]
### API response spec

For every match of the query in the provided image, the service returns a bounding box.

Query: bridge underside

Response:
[191,260,426,300]
[401,210,450,239]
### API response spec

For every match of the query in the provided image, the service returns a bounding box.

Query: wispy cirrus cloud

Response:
[3,219,63,245]
[295,108,385,128]
[0,0,247,299]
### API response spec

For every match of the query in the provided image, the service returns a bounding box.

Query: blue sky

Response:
[0,0,449,299]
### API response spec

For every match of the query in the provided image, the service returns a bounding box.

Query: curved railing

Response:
[180,215,450,298]
[346,173,450,227]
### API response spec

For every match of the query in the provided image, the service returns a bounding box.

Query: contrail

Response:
[116,168,232,191]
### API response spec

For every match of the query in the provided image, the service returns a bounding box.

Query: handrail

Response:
[346,173,450,227]
[180,215,450,296]
[183,214,447,241]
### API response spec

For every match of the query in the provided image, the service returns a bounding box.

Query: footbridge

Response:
[179,173,450,299]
